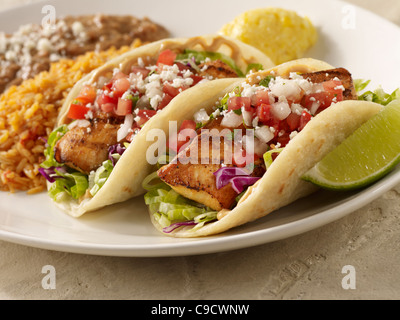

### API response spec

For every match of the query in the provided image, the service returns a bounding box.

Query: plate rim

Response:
[0,0,399,257]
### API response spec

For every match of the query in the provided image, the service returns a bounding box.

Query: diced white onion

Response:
[193,108,209,124]
[242,108,253,127]
[255,125,274,144]
[243,135,270,157]
[269,79,302,101]
[291,103,304,116]
[117,114,134,142]
[310,102,320,115]
[297,79,313,95]
[271,99,291,120]
[221,111,243,128]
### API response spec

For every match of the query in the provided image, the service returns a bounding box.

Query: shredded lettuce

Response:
[246,63,264,74]
[175,49,245,77]
[41,125,89,201]
[355,79,400,106]
[143,172,217,230]
[48,169,88,201]
[88,159,114,197]
[263,148,284,169]
[41,125,69,169]
[259,75,275,88]
[40,125,124,201]
[354,79,371,93]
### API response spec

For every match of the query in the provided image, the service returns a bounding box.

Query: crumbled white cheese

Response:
[171,77,193,88]
[241,82,264,98]
[334,85,346,91]
[71,21,85,37]
[37,38,53,52]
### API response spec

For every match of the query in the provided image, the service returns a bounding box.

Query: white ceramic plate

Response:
[0,0,399,257]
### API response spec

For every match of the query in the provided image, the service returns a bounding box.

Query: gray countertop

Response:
[0,0,399,300]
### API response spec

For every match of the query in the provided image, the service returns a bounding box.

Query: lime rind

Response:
[302,99,400,191]
[303,155,400,191]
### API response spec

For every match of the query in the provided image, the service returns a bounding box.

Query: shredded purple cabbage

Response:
[163,221,197,234]
[213,167,249,189]
[108,144,127,166]
[39,167,67,183]
[213,166,261,194]
[230,176,261,193]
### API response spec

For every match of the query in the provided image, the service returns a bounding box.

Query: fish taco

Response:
[144,58,384,237]
[39,34,274,217]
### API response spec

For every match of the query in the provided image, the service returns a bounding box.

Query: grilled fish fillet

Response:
[301,67,357,100]
[198,60,239,79]
[54,120,120,174]
[158,119,265,211]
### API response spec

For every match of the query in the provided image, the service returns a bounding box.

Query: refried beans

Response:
[0,14,170,93]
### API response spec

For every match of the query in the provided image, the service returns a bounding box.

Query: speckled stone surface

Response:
[0,0,399,300]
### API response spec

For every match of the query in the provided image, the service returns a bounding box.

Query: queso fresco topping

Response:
[67,49,240,143]
[172,72,346,160]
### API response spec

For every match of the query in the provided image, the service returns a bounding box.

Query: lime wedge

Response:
[302,100,400,190]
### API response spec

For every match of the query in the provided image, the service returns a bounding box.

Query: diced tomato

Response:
[299,110,312,131]
[179,120,197,132]
[131,66,150,79]
[167,120,197,153]
[190,75,204,86]
[103,81,113,92]
[286,112,300,131]
[112,71,128,81]
[269,117,281,137]
[322,80,344,99]
[96,91,118,112]
[302,91,338,114]
[112,77,131,98]
[125,127,140,143]
[157,93,174,110]
[257,103,272,124]
[77,85,97,104]
[232,149,260,168]
[136,109,158,127]
[252,90,270,107]
[157,49,177,67]
[228,96,251,112]
[276,132,291,147]
[163,82,187,98]
[101,103,116,113]
[115,98,133,116]
[68,101,89,120]
[175,62,191,73]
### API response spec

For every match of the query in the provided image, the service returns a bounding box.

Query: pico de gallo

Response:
[144,68,357,233]
[40,48,254,203]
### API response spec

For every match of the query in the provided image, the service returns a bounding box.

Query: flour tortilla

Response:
[151,58,383,237]
[50,34,274,217]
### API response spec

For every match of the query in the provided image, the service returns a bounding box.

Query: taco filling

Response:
[39,48,256,203]
[145,67,358,233]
